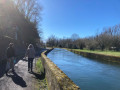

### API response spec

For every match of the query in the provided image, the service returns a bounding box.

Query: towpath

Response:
[0,58,48,90]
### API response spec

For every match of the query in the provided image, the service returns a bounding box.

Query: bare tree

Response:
[46,35,57,47]
[71,33,79,41]
[13,0,42,25]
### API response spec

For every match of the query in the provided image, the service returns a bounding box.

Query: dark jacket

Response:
[7,47,15,58]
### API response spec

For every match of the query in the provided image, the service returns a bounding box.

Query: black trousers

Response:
[28,58,34,71]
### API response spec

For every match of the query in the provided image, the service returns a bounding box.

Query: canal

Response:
[47,48,120,90]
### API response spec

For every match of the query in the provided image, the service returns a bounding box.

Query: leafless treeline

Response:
[0,0,42,45]
[0,0,42,60]
[46,24,120,51]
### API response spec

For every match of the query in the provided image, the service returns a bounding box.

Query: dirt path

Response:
[0,58,47,90]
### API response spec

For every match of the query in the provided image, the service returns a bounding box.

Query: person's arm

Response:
[25,49,28,57]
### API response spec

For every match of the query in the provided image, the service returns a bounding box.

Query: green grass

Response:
[36,58,44,73]
[35,58,48,90]
[71,49,120,57]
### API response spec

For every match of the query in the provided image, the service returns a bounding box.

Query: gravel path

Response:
[0,58,48,90]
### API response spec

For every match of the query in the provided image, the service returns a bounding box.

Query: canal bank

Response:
[67,49,120,63]
[47,48,120,90]
[41,49,80,90]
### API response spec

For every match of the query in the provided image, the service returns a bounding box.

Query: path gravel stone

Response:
[0,58,48,90]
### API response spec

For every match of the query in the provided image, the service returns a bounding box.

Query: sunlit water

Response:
[47,48,120,90]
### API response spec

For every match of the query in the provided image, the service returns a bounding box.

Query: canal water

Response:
[47,48,120,90]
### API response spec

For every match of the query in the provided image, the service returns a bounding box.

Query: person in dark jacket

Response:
[6,43,15,73]
[25,44,35,72]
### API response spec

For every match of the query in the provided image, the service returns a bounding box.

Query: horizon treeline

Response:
[46,24,120,51]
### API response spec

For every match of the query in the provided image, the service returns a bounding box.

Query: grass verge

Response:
[36,58,44,73]
[71,49,120,57]
[34,58,48,90]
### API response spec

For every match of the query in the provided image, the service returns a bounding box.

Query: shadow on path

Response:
[22,58,28,62]
[29,71,45,80]
[7,71,27,87]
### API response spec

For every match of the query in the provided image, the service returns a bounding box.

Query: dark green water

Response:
[47,48,120,90]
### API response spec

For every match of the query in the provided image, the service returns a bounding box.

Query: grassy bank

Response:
[34,58,48,90]
[68,49,120,57]
[36,58,44,73]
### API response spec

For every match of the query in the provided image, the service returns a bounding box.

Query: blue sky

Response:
[39,0,120,41]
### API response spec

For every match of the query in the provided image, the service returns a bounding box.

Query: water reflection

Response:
[47,48,120,90]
